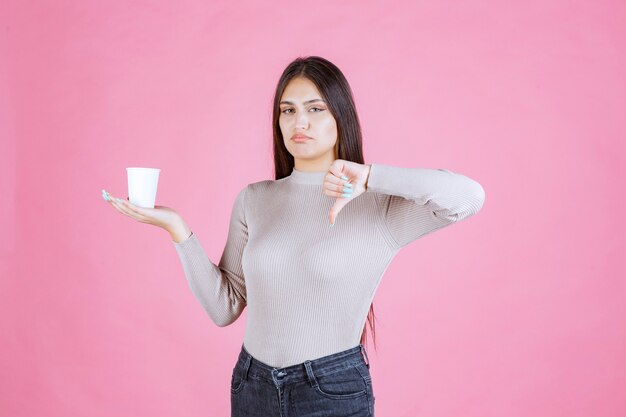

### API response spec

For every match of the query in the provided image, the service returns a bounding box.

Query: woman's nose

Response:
[296,113,309,129]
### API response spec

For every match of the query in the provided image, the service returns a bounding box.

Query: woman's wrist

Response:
[168,217,192,243]
[364,164,372,191]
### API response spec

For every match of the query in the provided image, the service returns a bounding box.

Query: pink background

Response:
[2,1,625,416]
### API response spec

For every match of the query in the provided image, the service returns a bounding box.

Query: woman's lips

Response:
[291,137,310,143]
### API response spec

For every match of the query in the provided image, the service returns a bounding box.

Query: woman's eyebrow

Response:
[279,99,325,105]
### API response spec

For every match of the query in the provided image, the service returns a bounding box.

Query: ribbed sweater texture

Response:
[172,163,485,368]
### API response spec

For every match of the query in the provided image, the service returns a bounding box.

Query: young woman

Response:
[102,56,485,417]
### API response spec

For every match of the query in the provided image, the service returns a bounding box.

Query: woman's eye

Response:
[280,107,324,114]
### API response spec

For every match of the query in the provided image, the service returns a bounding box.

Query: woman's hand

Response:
[323,159,372,225]
[101,189,190,241]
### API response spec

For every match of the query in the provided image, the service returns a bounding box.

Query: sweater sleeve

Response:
[366,163,485,249]
[171,186,248,327]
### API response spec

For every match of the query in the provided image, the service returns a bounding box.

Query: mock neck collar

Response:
[288,167,326,185]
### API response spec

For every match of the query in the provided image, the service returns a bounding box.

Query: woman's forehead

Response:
[281,77,323,101]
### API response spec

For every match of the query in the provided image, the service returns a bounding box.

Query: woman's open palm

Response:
[102,189,180,232]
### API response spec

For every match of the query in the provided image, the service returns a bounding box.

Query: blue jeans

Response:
[230,343,375,416]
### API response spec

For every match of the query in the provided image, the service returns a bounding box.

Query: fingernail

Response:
[116,198,123,203]
[342,187,352,193]
[341,193,351,198]
[329,222,335,227]
[341,176,348,181]
[345,183,353,188]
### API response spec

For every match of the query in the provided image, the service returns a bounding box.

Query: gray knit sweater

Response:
[172,163,485,367]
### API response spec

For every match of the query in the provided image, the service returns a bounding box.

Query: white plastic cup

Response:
[126,167,161,208]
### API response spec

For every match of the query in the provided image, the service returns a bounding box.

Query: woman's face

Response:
[279,77,338,169]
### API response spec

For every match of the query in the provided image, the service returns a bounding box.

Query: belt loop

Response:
[360,344,370,368]
[303,360,318,388]
[242,351,252,380]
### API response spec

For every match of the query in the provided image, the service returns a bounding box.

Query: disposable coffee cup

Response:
[126,167,160,208]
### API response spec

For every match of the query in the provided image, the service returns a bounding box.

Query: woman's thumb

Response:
[329,199,348,226]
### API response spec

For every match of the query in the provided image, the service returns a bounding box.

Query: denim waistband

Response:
[234,343,370,386]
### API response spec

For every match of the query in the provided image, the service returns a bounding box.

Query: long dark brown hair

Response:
[270,55,377,352]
